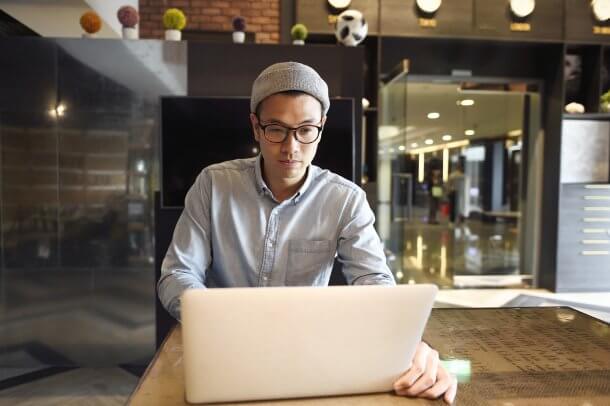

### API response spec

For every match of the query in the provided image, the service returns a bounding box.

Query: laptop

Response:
[180,284,437,404]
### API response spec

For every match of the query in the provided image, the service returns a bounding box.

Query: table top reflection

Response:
[128,307,610,405]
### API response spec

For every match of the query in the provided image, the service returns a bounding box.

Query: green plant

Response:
[291,23,308,41]
[601,89,610,105]
[232,16,246,31]
[163,8,186,30]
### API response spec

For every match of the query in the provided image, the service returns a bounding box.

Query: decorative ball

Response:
[80,11,102,34]
[291,23,308,41]
[163,8,187,30]
[335,9,368,46]
[232,16,246,32]
[117,6,139,28]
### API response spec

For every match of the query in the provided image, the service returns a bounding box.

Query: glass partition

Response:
[378,74,540,288]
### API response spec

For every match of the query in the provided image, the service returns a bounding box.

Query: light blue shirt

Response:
[158,155,395,320]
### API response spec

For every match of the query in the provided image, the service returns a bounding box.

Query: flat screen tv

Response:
[161,96,355,208]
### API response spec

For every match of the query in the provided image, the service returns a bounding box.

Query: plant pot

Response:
[292,39,305,45]
[165,29,181,41]
[122,27,138,40]
[232,31,245,43]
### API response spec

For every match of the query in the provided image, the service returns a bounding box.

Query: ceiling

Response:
[379,81,536,153]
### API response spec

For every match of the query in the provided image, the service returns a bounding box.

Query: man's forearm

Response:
[157,270,206,321]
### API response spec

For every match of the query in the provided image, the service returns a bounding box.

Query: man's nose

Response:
[281,130,300,152]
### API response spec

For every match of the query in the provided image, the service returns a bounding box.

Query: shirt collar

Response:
[254,154,315,205]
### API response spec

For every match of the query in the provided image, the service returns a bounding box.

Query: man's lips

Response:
[279,160,301,166]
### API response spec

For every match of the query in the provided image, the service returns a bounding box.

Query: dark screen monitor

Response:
[161,96,355,208]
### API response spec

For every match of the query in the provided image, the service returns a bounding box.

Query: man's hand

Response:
[393,341,457,404]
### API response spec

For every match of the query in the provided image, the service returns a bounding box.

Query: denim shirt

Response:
[158,155,395,320]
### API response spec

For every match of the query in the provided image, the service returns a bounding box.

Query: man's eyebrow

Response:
[259,117,320,126]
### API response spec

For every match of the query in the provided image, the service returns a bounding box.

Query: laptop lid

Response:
[181,284,437,403]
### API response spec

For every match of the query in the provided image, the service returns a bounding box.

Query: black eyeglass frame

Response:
[256,116,324,144]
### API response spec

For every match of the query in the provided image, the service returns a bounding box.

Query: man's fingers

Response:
[401,349,439,396]
[419,366,456,403]
[393,342,430,390]
[443,375,458,404]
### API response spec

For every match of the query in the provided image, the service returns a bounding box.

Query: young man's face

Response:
[250,93,326,185]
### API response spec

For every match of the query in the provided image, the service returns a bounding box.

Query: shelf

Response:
[563,113,610,120]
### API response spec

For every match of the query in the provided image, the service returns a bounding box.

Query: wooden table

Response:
[128,308,610,405]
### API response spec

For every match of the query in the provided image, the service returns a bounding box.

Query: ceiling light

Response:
[398,145,405,151]
[458,99,475,106]
[411,142,418,148]
[508,129,522,137]
[427,112,440,119]
[464,129,475,136]
[425,139,434,145]
[442,134,452,141]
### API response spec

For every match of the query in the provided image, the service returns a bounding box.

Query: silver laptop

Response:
[181,284,437,404]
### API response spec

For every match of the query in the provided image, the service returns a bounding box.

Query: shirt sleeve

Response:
[157,170,212,321]
[336,188,396,286]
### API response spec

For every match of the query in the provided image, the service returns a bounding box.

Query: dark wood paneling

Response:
[381,0,473,38]
[380,37,560,79]
[296,0,379,35]
[537,44,566,292]
[565,0,610,44]
[474,0,563,41]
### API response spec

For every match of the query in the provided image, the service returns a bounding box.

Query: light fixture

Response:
[458,99,475,106]
[416,0,442,13]
[411,142,419,148]
[510,0,535,18]
[425,139,434,145]
[442,134,452,141]
[508,129,523,137]
[398,145,406,151]
[427,112,440,119]
[464,129,475,136]
[592,0,610,22]
[49,104,66,118]
[328,0,351,9]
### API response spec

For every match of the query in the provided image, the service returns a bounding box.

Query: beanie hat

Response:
[250,61,330,115]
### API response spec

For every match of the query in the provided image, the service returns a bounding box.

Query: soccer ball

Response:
[335,10,368,46]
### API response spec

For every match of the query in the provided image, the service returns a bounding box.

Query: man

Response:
[158,61,457,404]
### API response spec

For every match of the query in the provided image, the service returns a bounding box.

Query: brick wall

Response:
[138,0,280,43]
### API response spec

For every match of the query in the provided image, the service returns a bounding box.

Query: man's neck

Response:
[262,166,308,202]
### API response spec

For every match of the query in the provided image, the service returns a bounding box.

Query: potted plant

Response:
[232,16,246,43]
[290,23,308,45]
[601,90,610,113]
[80,11,102,38]
[117,5,139,39]
[163,8,186,41]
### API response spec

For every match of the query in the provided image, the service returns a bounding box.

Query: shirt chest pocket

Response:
[286,239,333,286]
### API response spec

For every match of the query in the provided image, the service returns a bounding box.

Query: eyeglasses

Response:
[257,118,323,144]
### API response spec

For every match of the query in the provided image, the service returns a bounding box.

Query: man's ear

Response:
[250,113,260,142]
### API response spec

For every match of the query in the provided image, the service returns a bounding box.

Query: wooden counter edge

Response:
[126,324,179,404]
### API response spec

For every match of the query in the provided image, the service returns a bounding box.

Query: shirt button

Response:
[267,240,273,248]
[263,275,269,281]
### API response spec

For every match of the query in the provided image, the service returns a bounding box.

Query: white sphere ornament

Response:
[416,0,442,14]
[510,0,535,18]
[335,9,368,47]
[592,0,610,22]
